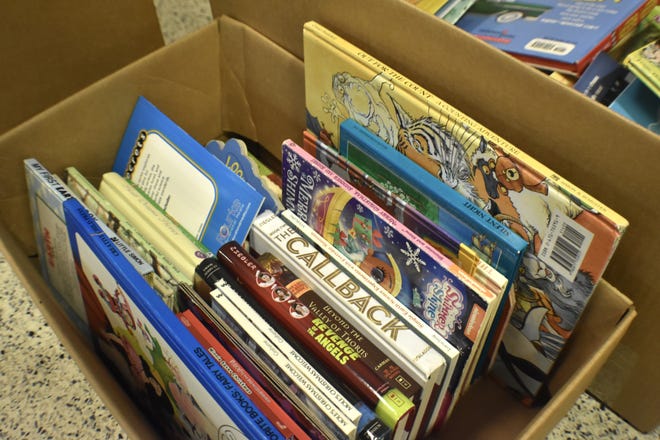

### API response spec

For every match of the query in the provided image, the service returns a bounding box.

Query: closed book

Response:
[62,196,286,439]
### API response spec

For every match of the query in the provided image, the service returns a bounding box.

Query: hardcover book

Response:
[216,241,416,436]
[62,197,285,440]
[624,38,660,98]
[111,96,264,252]
[303,20,629,404]
[455,0,656,74]
[250,210,450,438]
[177,309,312,440]
[338,118,519,377]
[281,139,498,412]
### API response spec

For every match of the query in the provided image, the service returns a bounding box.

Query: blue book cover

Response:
[609,77,660,134]
[282,138,499,407]
[456,0,655,74]
[62,197,285,440]
[573,51,633,106]
[112,96,264,253]
[338,119,528,379]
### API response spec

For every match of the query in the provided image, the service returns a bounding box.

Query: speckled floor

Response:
[1,1,658,439]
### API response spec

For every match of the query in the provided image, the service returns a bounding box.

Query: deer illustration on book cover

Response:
[303,20,628,404]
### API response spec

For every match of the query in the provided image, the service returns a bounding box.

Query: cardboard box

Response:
[0,0,164,135]
[0,0,653,437]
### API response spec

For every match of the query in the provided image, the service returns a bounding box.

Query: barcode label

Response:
[525,38,575,56]
[538,211,593,281]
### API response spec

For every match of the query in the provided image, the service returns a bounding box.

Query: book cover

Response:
[111,96,264,252]
[609,77,660,134]
[435,0,479,24]
[338,118,518,378]
[303,20,629,404]
[455,0,656,74]
[205,138,284,215]
[216,241,417,436]
[280,209,463,434]
[624,38,660,97]
[177,309,312,440]
[250,210,450,437]
[24,158,88,335]
[281,139,498,414]
[62,197,285,440]
[99,171,211,281]
[573,51,634,106]
[192,259,394,440]
[66,166,186,308]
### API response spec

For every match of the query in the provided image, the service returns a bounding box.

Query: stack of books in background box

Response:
[23,18,629,440]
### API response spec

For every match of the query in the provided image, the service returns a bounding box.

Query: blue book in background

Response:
[609,78,660,134]
[62,196,285,440]
[112,96,265,253]
[573,51,634,106]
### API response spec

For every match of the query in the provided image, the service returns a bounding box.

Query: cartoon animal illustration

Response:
[331,72,399,146]
[389,97,482,207]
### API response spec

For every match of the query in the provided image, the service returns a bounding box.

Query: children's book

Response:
[573,51,634,106]
[177,309,312,440]
[281,139,499,416]
[99,171,211,281]
[206,138,284,215]
[303,20,629,405]
[624,38,660,98]
[111,96,264,252]
[609,77,660,134]
[61,196,286,440]
[455,0,656,74]
[250,210,446,438]
[338,118,518,378]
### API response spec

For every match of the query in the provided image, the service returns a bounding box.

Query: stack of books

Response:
[23,20,628,440]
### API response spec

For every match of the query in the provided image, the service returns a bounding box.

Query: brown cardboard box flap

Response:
[1,0,164,135]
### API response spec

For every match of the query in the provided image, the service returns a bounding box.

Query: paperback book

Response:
[303,20,629,404]
[62,196,285,440]
[111,96,264,252]
[216,241,417,436]
[250,209,451,437]
[455,0,657,74]
[281,139,498,411]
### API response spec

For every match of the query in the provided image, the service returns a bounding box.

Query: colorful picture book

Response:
[61,196,286,439]
[281,139,499,412]
[455,0,656,74]
[624,38,660,98]
[111,96,264,253]
[303,20,629,404]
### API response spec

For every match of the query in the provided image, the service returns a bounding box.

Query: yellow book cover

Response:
[303,20,629,406]
[624,38,660,98]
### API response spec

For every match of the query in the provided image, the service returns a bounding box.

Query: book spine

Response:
[303,20,628,227]
[178,309,312,440]
[208,281,358,440]
[216,241,416,434]
[62,197,284,440]
[281,209,461,433]
[250,210,443,438]
[99,171,210,280]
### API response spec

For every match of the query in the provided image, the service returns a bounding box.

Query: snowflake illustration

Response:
[286,151,301,173]
[401,241,426,272]
[312,170,322,182]
[382,224,394,239]
[356,203,364,214]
